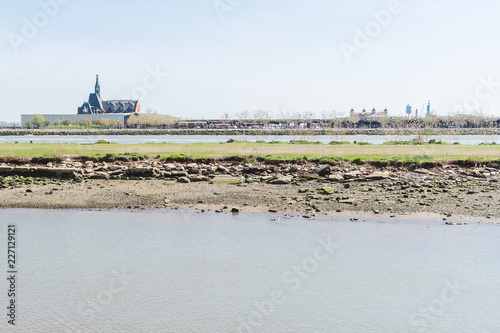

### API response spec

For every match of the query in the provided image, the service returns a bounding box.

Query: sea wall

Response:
[1,128,500,136]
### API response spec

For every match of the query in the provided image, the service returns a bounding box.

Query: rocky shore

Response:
[1,156,499,223]
[1,127,500,136]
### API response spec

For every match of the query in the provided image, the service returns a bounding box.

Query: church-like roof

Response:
[89,93,104,111]
[102,100,139,114]
[78,76,140,115]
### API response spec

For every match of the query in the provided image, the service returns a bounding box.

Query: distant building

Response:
[350,108,388,121]
[77,75,141,115]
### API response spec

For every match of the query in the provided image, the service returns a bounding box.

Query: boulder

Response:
[314,164,331,176]
[319,187,335,195]
[188,175,210,182]
[127,167,152,175]
[177,177,191,183]
[163,164,176,170]
[338,199,355,204]
[344,171,360,179]
[328,173,344,181]
[217,165,230,173]
[269,176,293,185]
[365,172,390,180]
[210,176,242,184]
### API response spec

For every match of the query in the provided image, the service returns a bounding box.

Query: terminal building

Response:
[350,108,389,120]
[21,75,141,127]
[77,75,141,115]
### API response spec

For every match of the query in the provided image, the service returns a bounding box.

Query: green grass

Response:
[0,142,498,163]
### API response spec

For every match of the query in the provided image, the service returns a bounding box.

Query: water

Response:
[0,209,499,332]
[0,134,498,145]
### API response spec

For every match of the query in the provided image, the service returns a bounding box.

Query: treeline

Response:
[25,115,123,129]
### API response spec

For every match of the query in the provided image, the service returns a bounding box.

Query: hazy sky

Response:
[2,0,500,122]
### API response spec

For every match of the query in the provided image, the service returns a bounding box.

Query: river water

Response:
[0,209,498,332]
[0,134,498,145]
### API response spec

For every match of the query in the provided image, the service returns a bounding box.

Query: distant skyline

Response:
[2,0,500,122]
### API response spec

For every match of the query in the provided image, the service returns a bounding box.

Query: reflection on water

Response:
[0,134,498,145]
[0,209,499,332]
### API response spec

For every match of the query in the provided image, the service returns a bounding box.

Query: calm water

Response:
[0,209,499,332]
[0,134,498,145]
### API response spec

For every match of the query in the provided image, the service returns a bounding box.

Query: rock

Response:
[127,167,152,175]
[226,139,236,143]
[314,164,331,176]
[170,170,188,177]
[210,176,241,184]
[90,171,110,180]
[344,171,360,179]
[231,208,240,213]
[177,177,191,183]
[365,172,390,180]
[302,173,320,180]
[269,176,293,185]
[163,163,176,170]
[338,199,355,204]
[298,188,309,193]
[320,187,335,195]
[188,175,210,182]
[328,173,344,181]
[269,209,278,213]
[217,165,230,173]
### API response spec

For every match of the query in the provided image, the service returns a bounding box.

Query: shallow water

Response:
[0,209,499,332]
[0,134,498,145]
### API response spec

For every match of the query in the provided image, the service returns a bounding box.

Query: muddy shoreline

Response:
[1,157,499,223]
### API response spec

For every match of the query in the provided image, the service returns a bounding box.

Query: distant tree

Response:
[31,114,45,128]
[252,110,270,121]
[235,111,251,122]
[62,119,71,126]
[53,119,61,127]
[92,119,103,127]
[44,120,51,127]
[80,118,92,128]
[276,109,291,122]
[25,121,32,129]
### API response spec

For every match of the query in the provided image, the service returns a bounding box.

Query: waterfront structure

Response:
[350,108,389,120]
[77,75,141,115]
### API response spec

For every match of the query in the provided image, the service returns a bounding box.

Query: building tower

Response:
[95,75,101,99]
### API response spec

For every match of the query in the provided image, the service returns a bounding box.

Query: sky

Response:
[2,0,500,122]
